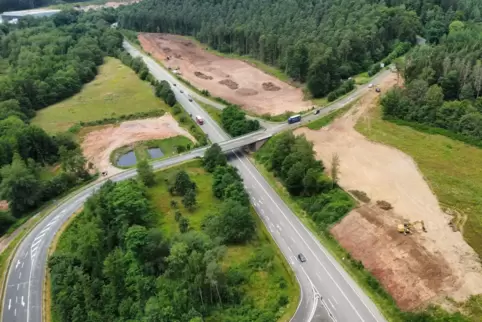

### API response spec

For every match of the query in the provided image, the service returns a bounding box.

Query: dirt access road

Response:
[295,73,482,310]
[80,114,195,175]
[138,33,311,116]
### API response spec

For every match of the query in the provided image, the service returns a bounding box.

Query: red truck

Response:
[195,115,204,125]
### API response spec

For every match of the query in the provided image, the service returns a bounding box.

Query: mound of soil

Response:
[262,82,281,91]
[236,88,258,96]
[138,33,311,115]
[219,79,239,90]
[162,47,172,53]
[194,71,213,80]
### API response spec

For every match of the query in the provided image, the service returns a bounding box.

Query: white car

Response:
[368,83,374,88]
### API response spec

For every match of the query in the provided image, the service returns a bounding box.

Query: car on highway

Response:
[189,97,193,102]
[180,90,184,93]
[314,109,320,115]
[173,83,177,86]
[195,115,204,125]
[298,253,306,262]
[368,83,374,88]
[376,87,381,93]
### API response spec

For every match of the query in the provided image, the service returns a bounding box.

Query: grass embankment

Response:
[33,57,169,133]
[146,160,299,321]
[197,101,223,125]
[110,135,193,167]
[305,104,354,130]
[356,105,482,319]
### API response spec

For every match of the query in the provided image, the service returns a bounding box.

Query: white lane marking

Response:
[16,296,17,303]
[18,272,21,279]
[332,296,339,304]
[287,245,292,253]
[316,272,323,282]
[8,298,11,310]
[260,209,265,215]
[15,260,20,270]
[21,262,24,268]
[39,226,51,235]
[258,199,263,205]
[235,153,369,322]
[30,246,39,255]
[276,224,282,232]
[23,251,28,258]
[33,232,45,242]
[14,308,16,316]
[290,256,295,265]
[31,238,42,249]
[21,296,25,307]
[17,284,19,291]
[320,298,337,322]
[328,298,336,310]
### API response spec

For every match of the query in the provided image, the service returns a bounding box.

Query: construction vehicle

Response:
[397,220,427,235]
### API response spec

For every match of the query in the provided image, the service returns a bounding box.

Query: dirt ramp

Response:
[195,71,213,80]
[332,206,456,310]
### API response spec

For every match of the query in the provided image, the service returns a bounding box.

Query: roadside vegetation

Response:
[33,57,169,133]
[49,147,298,322]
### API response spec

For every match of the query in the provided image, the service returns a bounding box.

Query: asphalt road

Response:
[2,41,390,322]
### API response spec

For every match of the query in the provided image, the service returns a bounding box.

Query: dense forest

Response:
[382,21,482,144]
[50,147,291,322]
[0,9,123,231]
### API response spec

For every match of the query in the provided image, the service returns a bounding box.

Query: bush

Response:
[221,105,260,136]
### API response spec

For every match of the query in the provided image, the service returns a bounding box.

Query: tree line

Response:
[382,20,482,144]
[256,132,353,230]
[221,105,260,137]
[50,145,289,322]
[118,0,423,97]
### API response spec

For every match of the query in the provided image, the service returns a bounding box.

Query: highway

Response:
[1,41,389,322]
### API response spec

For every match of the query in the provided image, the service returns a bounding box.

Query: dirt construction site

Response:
[138,33,311,115]
[295,73,482,310]
[80,114,195,175]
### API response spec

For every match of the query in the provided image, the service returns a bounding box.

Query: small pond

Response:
[147,147,164,159]
[117,151,137,167]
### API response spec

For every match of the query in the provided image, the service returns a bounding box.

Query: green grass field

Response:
[32,57,169,133]
[146,160,299,321]
[355,105,482,259]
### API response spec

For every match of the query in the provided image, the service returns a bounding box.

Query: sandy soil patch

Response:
[138,33,311,115]
[80,114,195,175]
[295,73,482,309]
[81,0,140,10]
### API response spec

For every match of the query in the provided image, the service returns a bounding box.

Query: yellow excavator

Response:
[397,220,427,235]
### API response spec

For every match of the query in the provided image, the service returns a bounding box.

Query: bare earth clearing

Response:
[80,115,195,175]
[138,33,311,115]
[295,73,482,310]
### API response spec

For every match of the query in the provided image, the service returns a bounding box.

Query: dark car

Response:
[180,90,184,93]
[314,109,320,115]
[298,253,306,263]
[189,98,193,102]
[173,83,177,86]
[375,87,381,93]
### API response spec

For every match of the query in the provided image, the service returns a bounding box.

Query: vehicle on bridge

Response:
[195,115,204,125]
[288,114,301,124]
